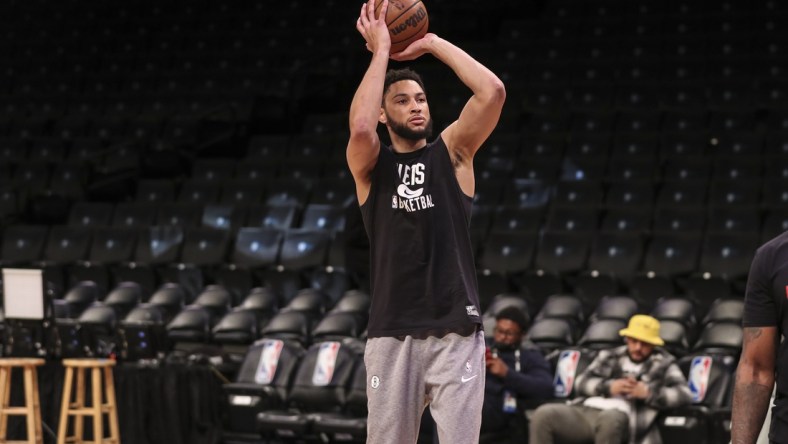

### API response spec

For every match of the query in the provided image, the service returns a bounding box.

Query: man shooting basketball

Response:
[347,1,506,443]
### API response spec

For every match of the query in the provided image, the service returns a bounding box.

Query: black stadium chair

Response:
[257,338,364,442]
[212,310,262,347]
[545,347,598,400]
[223,338,307,440]
[59,281,101,319]
[527,317,576,353]
[577,319,627,350]
[261,311,313,348]
[657,353,738,444]
[118,304,169,361]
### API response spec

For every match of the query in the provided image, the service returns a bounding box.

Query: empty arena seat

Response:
[118,303,169,361]
[223,338,306,439]
[657,353,737,444]
[257,338,364,440]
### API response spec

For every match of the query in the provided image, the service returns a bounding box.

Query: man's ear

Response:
[378,107,386,124]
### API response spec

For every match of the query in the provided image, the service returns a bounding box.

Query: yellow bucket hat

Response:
[619,314,664,346]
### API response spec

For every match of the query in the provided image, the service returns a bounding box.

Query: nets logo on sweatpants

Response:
[392,162,435,212]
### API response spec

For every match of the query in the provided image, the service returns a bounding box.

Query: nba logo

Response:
[255,339,284,384]
[553,350,581,398]
[688,355,713,402]
[312,341,341,386]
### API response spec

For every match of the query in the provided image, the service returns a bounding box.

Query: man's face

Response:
[380,79,433,141]
[625,337,655,363]
[493,319,523,349]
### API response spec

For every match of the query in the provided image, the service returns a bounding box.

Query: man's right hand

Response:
[356,0,391,55]
[609,378,636,396]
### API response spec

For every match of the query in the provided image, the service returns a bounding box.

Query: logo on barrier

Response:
[312,341,341,386]
[553,349,581,398]
[688,355,712,402]
[255,339,284,384]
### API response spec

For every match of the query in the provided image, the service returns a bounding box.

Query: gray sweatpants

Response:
[364,331,486,444]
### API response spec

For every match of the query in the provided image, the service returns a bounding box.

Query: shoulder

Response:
[599,345,627,359]
[519,345,548,361]
[648,348,677,365]
[755,231,788,261]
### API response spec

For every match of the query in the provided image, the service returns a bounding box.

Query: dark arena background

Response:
[0,0,784,443]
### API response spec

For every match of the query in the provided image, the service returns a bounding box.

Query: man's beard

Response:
[493,341,518,352]
[388,115,433,141]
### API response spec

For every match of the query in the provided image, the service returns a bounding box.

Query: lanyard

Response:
[493,348,521,372]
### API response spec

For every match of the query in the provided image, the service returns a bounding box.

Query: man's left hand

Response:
[485,357,509,378]
[390,33,436,61]
[628,381,651,400]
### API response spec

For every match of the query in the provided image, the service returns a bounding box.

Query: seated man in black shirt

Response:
[481,307,553,444]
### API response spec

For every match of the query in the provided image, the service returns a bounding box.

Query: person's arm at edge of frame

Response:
[347,0,389,205]
[391,34,506,173]
[731,325,778,444]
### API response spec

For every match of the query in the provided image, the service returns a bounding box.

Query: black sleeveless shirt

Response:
[359,136,482,338]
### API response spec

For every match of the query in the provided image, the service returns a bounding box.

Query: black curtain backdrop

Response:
[6,361,226,444]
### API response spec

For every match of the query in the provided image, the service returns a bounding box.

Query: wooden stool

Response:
[57,359,120,444]
[0,358,45,444]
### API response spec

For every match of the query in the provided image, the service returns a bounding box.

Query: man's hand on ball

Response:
[390,32,436,61]
[356,0,391,54]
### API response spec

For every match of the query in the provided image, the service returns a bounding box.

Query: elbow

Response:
[494,78,506,101]
[739,360,776,386]
[486,78,506,105]
[349,119,378,140]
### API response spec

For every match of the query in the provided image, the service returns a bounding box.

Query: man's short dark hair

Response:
[383,68,426,99]
[496,306,530,332]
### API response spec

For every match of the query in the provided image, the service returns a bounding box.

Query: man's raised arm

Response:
[347,0,390,204]
[392,34,506,161]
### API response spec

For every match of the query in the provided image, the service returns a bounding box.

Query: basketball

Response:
[374,0,429,54]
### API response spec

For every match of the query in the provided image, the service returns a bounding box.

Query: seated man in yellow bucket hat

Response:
[530,314,693,444]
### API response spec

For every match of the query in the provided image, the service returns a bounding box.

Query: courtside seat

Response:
[103,281,143,319]
[257,338,363,441]
[657,352,737,444]
[692,322,742,357]
[118,304,169,361]
[147,283,187,324]
[578,319,627,350]
[166,305,213,348]
[59,281,101,319]
[701,298,744,327]
[223,338,306,439]
[192,285,233,325]
[261,311,312,348]
[651,297,699,343]
[310,353,368,442]
[528,317,576,353]
[659,319,692,359]
[311,312,364,342]
[73,302,119,358]
[545,346,597,400]
[588,295,639,323]
[212,309,261,346]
